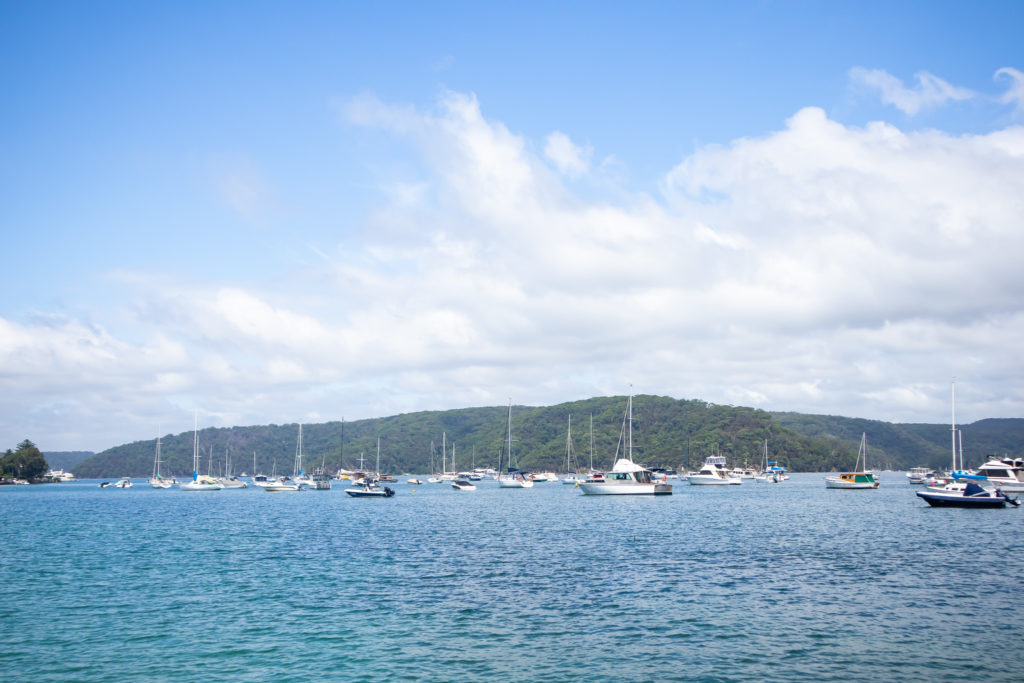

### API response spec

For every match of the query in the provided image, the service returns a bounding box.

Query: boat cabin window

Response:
[610,472,632,481]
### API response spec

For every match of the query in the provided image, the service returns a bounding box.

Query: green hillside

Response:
[70,395,1024,478]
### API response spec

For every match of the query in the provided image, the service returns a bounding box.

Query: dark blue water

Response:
[2,474,1021,682]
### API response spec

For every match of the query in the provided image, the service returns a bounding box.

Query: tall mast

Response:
[566,414,572,471]
[622,395,630,464]
[951,380,957,471]
[442,432,447,475]
[590,413,594,472]
[507,400,513,472]
[192,410,199,482]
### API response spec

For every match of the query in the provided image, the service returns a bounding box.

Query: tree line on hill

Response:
[67,395,1024,479]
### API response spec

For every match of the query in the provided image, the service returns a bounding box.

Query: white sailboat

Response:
[577,394,672,496]
[561,414,584,485]
[180,412,224,491]
[149,431,173,488]
[753,440,780,483]
[498,401,534,488]
[217,447,249,488]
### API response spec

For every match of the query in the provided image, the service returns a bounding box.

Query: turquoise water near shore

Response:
[2,474,1021,682]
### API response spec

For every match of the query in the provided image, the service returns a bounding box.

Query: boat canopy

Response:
[610,458,645,473]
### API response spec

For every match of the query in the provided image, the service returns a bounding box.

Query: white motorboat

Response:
[407,478,423,485]
[452,478,476,491]
[498,401,534,489]
[261,477,302,492]
[577,394,672,496]
[45,468,76,482]
[180,413,223,491]
[825,433,879,489]
[687,456,742,485]
[112,477,133,488]
[954,457,1024,493]
[906,466,934,484]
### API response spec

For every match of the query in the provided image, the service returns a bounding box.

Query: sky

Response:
[2,1,1024,452]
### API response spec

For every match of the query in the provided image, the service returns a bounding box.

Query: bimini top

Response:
[610,458,645,473]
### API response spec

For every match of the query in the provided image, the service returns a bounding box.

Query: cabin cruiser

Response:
[953,457,1024,493]
[687,457,742,485]
[577,459,672,495]
[45,468,76,482]
[906,467,934,484]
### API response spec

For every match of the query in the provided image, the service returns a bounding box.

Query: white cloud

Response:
[544,130,592,177]
[995,67,1024,112]
[7,91,1024,451]
[849,67,974,114]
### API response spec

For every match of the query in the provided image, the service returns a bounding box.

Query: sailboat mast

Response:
[442,432,447,475]
[566,414,572,471]
[951,380,958,471]
[507,400,513,473]
[376,436,381,475]
[192,410,199,482]
[628,394,633,462]
[590,413,594,472]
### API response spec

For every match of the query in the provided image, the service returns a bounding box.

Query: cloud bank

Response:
[4,90,1024,450]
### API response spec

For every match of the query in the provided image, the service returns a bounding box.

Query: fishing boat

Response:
[916,481,1019,508]
[577,394,672,496]
[180,413,224,491]
[825,433,879,489]
[498,402,534,489]
[687,455,742,485]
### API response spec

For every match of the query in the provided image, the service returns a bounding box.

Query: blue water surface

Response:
[1,473,1021,682]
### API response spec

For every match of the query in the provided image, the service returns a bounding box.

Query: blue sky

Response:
[2,1,1024,452]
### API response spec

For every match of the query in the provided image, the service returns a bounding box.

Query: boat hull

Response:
[915,491,1007,508]
[687,476,740,485]
[498,478,534,488]
[825,479,879,489]
[345,487,395,497]
[179,482,223,491]
[577,482,672,495]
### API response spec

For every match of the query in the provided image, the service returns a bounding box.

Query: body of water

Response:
[1,473,1021,681]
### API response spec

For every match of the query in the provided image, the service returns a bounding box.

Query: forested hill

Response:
[42,451,95,471]
[71,395,1024,478]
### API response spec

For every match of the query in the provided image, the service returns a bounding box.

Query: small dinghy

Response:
[915,481,1020,508]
